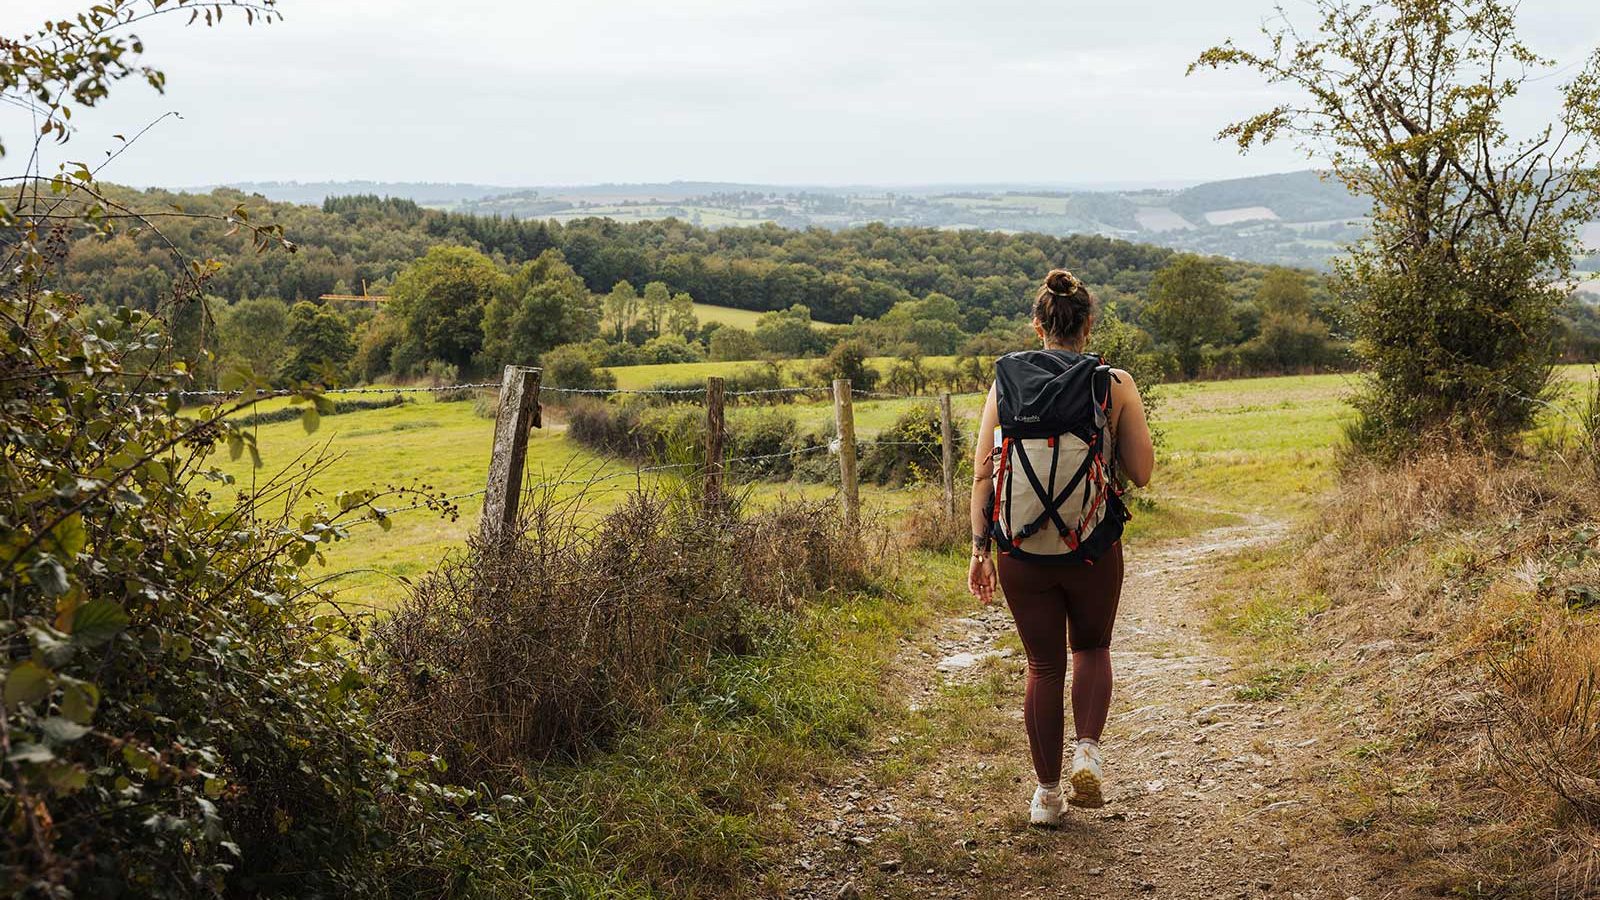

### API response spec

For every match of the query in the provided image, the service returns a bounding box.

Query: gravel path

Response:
[775,521,1388,900]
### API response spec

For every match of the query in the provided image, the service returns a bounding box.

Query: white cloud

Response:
[1,0,1595,187]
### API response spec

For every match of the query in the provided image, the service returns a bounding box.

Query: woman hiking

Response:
[967,269,1155,826]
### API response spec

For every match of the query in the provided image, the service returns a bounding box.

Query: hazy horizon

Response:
[4,1,1599,189]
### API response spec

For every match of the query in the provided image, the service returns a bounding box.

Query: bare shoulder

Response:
[1109,368,1140,400]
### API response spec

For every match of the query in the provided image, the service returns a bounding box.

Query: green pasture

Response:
[245,359,1600,611]
[690,302,766,330]
[689,301,838,331]
[607,355,957,389]
[202,365,1385,609]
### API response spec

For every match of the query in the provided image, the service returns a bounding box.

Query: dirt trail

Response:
[775,521,1386,900]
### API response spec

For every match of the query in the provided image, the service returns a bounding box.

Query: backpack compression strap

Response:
[1007,431,1100,544]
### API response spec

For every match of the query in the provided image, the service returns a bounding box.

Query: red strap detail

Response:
[991,437,1010,531]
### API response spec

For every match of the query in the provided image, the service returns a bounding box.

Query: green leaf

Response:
[44,761,89,792]
[204,776,227,798]
[228,433,244,461]
[312,394,336,416]
[5,661,54,710]
[30,557,69,597]
[59,678,100,724]
[40,716,91,745]
[26,623,76,668]
[7,743,55,765]
[69,601,129,648]
[122,744,156,773]
[300,405,321,434]
[46,514,87,558]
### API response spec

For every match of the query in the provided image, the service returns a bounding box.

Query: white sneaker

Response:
[1068,740,1105,809]
[1029,784,1064,826]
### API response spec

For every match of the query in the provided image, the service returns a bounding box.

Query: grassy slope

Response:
[689,301,838,331]
[690,302,766,330]
[1196,371,1600,896]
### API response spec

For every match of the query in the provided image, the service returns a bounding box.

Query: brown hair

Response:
[1033,269,1096,346]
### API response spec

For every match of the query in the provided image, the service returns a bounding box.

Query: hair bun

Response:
[1045,269,1082,297]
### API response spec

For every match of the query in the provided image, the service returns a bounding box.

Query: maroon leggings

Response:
[996,543,1123,786]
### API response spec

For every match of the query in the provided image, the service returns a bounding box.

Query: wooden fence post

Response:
[833,378,859,527]
[940,392,956,517]
[481,365,542,538]
[704,376,726,514]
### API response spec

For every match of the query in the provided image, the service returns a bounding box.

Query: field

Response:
[690,302,767,329]
[207,366,1369,608]
[607,354,955,389]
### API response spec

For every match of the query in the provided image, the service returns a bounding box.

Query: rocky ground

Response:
[773,522,1391,900]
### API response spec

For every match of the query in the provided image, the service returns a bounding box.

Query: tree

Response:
[480,249,599,368]
[1193,0,1600,451]
[218,296,290,381]
[755,304,826,357]
[641,333,704,364]
[815,338,879,391]
[640,280,673,337]
[709,326,761,361]
[351,313,404,383]
[603,280,640,342]
[1143,255,1232,378]
[1255,269,1314,319]
[1088,307,1158,375]
[667,291,698,337]
[1241,270,1334,371]
[389,244,504,371]
[280,301,355,385]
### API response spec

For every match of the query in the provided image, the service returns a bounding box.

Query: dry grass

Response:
[898,492,969,554]
[370,480,870,782]
[1215,445,1600,896]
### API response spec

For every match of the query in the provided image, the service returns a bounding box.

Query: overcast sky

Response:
[4,0,1600,189]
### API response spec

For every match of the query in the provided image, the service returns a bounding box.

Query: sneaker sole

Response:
[1068,767,1105,809]
[1029,809,1063,827]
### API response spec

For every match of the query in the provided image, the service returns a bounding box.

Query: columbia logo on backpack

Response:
[987,349,1130,564]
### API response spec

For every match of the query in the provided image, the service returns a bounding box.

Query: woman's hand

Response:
[968,552,998,605]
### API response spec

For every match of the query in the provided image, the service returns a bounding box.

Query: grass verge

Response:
[1204,449,1600,897]
[399,555,974,897]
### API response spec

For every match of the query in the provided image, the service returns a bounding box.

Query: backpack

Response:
[988,349,1128,564]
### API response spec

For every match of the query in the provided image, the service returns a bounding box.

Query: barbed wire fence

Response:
[116,366,976,536]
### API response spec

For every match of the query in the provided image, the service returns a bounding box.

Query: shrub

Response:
[814,338,878,392]
[2,295,442,896]
[350,314,404,384]
[565,398,646,456]
[370,487,867,780]
[709,326,761,361]
[641,333,704,364]
[729,410,819,480]
[425,360,476,402]
[232,393,409,427]
[860,404,942,487]
[541,343,618,396]
[898,492,969,554]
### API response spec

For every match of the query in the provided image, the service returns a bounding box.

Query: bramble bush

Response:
[1,289,462,896]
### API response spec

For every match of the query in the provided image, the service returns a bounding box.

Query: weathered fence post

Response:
[704,375,726,514]
[833,378,859,527]
[481,365,542,538]
[940,392,956,517]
